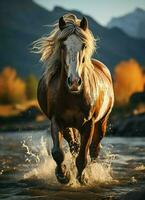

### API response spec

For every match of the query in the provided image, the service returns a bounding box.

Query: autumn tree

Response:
[114,59,144,105]
[25,74,38,100]
[0,67,26,104]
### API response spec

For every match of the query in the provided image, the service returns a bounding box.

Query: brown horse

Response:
[34,14,114,184]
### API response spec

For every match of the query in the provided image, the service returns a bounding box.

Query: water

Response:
[0,131,145,200]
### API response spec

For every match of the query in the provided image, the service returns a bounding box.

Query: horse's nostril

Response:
[78,78,82,86]
[67,76,82,87]
[67,77,72,86]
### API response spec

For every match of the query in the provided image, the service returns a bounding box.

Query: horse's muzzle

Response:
[67,76,82,93]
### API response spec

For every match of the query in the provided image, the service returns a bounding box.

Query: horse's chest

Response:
[59,108,85,128]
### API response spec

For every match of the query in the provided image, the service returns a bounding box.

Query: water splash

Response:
[21,135,116,187]
[134,164,145,171]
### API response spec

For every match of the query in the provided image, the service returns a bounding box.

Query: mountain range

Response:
[0,0,145,77]
[107,8,145,39]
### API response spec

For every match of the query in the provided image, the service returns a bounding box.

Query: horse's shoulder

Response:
[91,59,106,68]
[91,59,112,81]
[37,76,48,117]
[38,75,55,119]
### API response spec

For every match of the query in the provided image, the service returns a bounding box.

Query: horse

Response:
[33,14,114,184]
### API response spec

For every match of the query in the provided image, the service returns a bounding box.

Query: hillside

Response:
[0,0,145,77]
[107,8,145,39]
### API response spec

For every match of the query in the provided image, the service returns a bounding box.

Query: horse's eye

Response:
[82,57,85,63]
[82,43,87,50]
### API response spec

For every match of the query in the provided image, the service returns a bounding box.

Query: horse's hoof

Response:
[55,166,70,184]
[77,174,88,185]
[81,173,88,185]
[56,170,70,184]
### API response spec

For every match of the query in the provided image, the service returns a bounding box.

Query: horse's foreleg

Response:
[76,119,95,183]
[90,118,108,161]
[63,128,80,156]
[51,117,70,184]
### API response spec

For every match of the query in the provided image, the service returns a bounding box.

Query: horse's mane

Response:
[33,13,96,84]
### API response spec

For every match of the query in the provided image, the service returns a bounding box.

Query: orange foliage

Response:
[0,67,26,104]
[114,59,144,105]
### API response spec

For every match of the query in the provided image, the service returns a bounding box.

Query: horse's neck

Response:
[83,63,99,106]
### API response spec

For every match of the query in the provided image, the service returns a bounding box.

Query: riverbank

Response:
[0,102,50,132]
[0,103,145,136]
[109,112,145,137]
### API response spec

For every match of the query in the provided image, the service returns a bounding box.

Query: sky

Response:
[34,0,145,26]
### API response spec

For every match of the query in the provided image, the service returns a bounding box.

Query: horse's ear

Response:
[80,16,88,31]
[59,16,66,30]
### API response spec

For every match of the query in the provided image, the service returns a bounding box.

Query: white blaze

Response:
[64,34,82,77]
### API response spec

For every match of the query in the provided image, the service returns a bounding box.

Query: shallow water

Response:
[0,131,145,200]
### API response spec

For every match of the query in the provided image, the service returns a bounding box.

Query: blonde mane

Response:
[33,13,96,84]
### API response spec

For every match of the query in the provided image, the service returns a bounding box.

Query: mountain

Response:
[0,0,145,77]
[107,8,145,39]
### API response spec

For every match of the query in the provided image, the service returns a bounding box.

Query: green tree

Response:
[26,74,38,100]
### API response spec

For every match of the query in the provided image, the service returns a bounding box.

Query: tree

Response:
[25,74,38,100]
[113,59,144,105]
[0,67,26,104]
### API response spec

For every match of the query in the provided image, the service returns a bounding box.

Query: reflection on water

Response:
[0,131,145,200]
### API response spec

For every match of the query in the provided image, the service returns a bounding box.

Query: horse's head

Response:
[33,14,96,90]
[59,16,88,93]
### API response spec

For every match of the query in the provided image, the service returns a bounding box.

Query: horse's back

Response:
[91,59,112,83]
[91,59,114,122]
[92,58,114,100]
